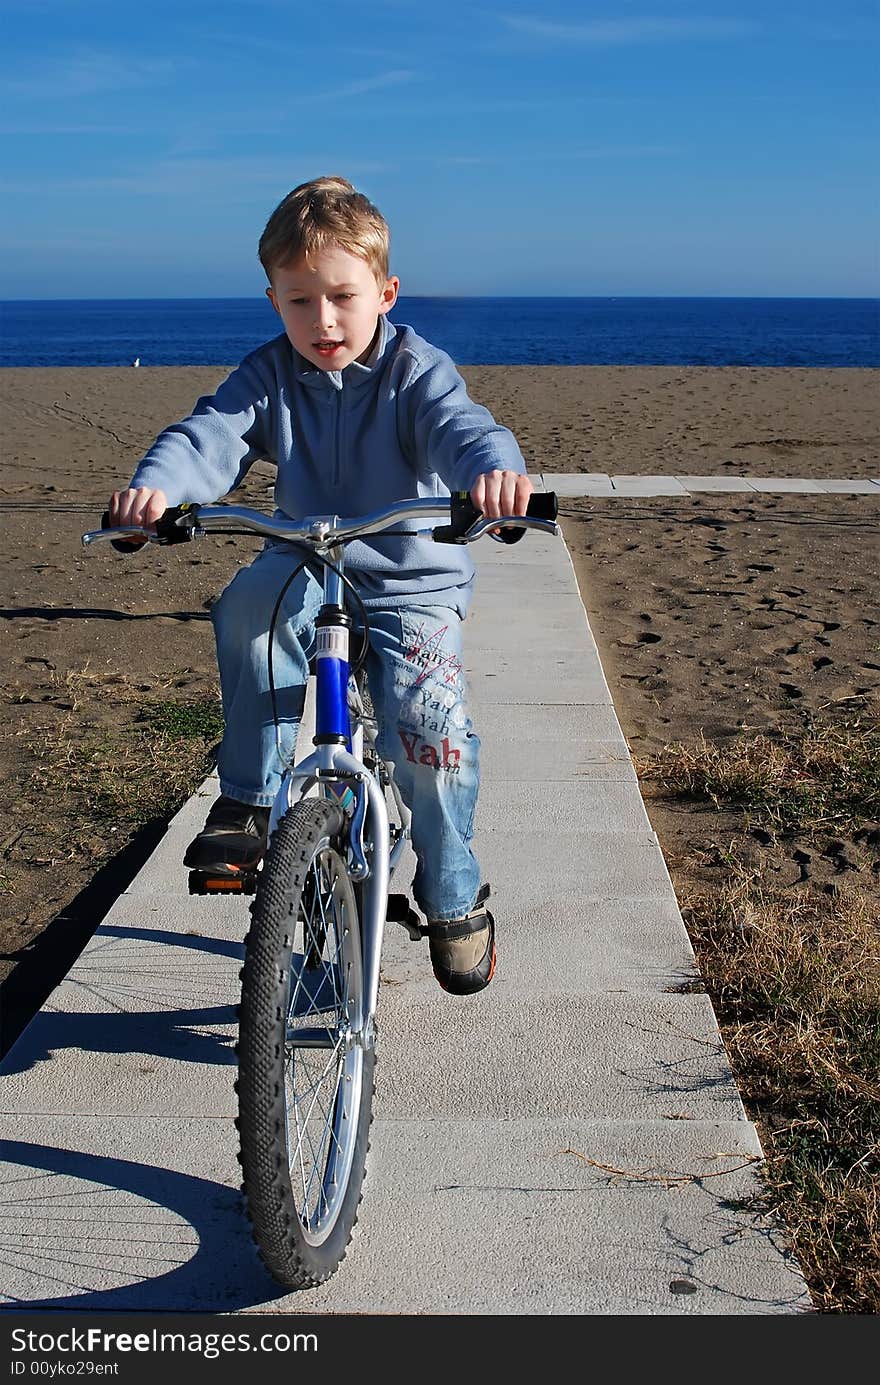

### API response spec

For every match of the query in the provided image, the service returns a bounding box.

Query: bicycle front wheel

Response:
[237,798,375,1289]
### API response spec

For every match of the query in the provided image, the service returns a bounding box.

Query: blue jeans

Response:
[211,546,482,921]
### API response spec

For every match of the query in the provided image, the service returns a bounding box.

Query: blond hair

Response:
[258,175,391,284]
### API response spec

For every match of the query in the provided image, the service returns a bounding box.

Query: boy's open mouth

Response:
[314,340,344,356]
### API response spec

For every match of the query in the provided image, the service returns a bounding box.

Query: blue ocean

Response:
[1,296,877,369]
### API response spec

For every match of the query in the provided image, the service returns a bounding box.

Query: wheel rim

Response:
[283,838,365,1246]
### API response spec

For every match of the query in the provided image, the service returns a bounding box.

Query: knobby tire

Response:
[237,798,375,1289]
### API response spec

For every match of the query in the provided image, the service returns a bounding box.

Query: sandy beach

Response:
[1,363,878,1031]
[0,364,876,493]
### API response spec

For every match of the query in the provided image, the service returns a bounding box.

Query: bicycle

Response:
[83,489,559,1290]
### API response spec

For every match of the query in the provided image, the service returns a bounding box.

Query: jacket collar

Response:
[291,314,397,392]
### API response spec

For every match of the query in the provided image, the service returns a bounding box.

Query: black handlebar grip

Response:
[102,510,147,554]
[527,491,558,521]
[434,489,559,544]
[491,490,560,545]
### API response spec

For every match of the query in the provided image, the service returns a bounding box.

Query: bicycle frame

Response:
[271,542,407,1041]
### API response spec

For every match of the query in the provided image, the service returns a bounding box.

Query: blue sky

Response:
[1,0,878,298]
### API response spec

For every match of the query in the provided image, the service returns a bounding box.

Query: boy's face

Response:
[267,244,399,371]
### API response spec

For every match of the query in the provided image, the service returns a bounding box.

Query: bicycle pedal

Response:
[386,893,426,941]
[188,867,258,896]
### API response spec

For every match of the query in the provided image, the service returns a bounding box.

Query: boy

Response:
[110,175,532,995]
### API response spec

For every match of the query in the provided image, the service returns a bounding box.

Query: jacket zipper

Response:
[333,390,342,486]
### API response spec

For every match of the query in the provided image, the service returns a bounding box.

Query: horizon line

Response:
[2,293,878,304]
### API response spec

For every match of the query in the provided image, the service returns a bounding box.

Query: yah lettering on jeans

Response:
[398,731,462,772]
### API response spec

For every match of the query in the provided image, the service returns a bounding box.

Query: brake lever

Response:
[469,515,560,542]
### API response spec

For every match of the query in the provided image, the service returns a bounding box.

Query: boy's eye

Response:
[290,298,307,306]
[336,293,354,301]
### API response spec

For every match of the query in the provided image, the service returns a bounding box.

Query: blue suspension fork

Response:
[313,563,355,809]
[312,558,388,1037]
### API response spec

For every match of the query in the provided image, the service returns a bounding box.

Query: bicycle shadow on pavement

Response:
[0,1004,239,1077]
[1,821,184,1059]
[0,1139,286,1311]
[1,925,245,1077]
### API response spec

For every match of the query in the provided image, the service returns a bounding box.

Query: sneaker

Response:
[183,795,271,870]
[426,885,496,996]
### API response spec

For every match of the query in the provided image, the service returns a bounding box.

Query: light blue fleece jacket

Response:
[130,315,526,616]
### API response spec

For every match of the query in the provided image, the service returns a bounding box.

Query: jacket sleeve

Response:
[401,348,527,493]
[128,354,275,505]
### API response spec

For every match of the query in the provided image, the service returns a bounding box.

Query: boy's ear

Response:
[266,286,280,315]
[378,276,399,316]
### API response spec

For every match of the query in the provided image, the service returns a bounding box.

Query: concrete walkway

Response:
[0,517,814,1315]
[537,473,879,496]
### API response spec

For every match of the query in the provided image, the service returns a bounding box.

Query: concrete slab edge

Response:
[540,473,880,497]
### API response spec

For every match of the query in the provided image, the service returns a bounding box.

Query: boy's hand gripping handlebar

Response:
[432,490,558,544]
[85,493,559,551]
[99,504,200,552]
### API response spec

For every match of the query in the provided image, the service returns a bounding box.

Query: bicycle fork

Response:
[272,555,398,1042]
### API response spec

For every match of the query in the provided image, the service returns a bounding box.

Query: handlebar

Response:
[82,492,560,553]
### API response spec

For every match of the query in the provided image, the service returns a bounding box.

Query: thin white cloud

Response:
[316,69,419,100]
[438,143,680,165]
[196,29,414,66]
[500,14,757,44]
[3,47,181,99]
[0,155,397,200]
[435,93,627,113]
[0,123,146,136]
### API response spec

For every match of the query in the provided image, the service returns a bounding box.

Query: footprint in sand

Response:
[792,849,812,882]
[637,631,662,644]
[814,656,834,670]
[780,683,804,699]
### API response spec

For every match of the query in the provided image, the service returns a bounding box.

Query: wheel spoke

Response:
[297,1059,345,1227]
[291,1046,347,1229]
[284,859,353,1233]
[287,1031,344,1213]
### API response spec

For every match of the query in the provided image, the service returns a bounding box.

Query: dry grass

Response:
[640,719,880,1313]
[3,668,223,871]
[636,716,880,837]
[682,877,880,1313]
[31,697,224,837]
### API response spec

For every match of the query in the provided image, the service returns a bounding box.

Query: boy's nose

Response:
[314,299,336,330]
